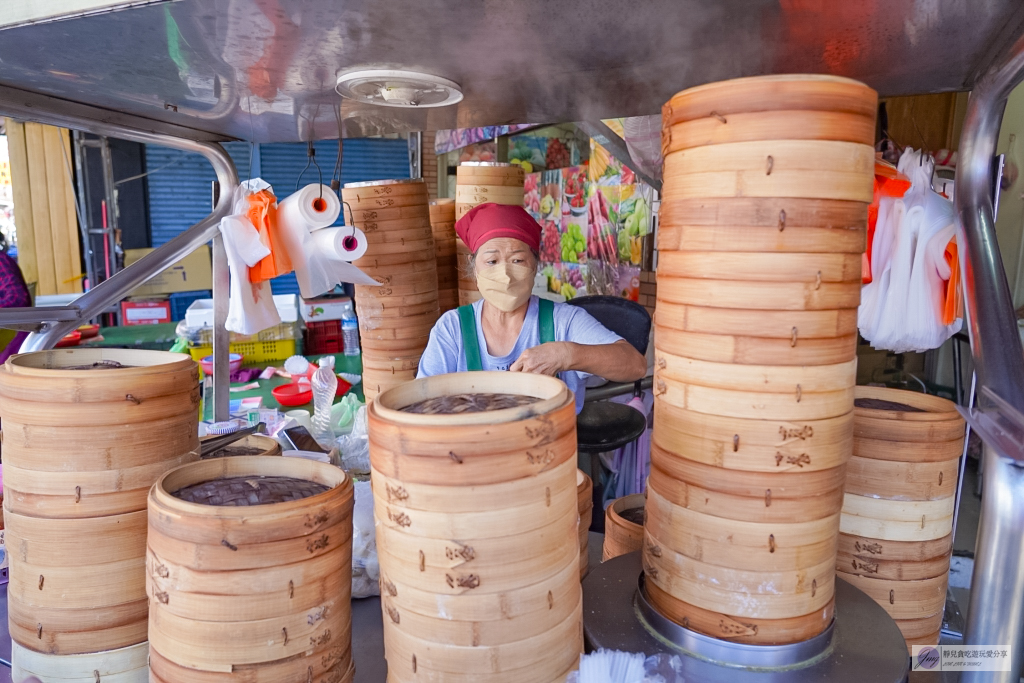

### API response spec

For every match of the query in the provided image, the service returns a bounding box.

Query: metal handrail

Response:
[0,115,239,420]
[954,28,1024,682]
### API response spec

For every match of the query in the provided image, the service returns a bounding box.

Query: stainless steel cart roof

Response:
[1,0,1022,143]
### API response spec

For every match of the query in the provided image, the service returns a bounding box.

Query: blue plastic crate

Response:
[169,290,212,321]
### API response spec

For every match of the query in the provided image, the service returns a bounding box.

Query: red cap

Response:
[455,203,542,254]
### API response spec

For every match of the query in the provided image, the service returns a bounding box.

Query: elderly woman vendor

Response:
[417,203,647,413]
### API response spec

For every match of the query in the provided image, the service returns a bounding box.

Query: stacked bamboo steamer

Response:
[577,470,593,580]
[343,179,440,401]
[646,75,877,645]
[454,163,526,305]
[0,349,200,680]
[147,456,355,683]
[838,387,964,652]
[429,198,460,314]
[369,372,582,682]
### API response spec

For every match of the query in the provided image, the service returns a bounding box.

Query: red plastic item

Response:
[304,320,345,355]
[54,330,82,348]
[77,324,100,339]
[272,383,313,407]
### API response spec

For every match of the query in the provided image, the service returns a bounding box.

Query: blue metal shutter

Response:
[147,139,410,296]
[146,142,252,247]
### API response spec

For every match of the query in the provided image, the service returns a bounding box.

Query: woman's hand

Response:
[509,342,574,376]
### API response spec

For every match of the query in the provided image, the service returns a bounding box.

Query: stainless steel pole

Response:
[954,28,1024,683]
[21,130,238,351]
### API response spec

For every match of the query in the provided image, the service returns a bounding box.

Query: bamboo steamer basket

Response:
[603,494,645,561]
[369,372,582,682]
[648,75,875,644]
[12,640,149,683]
[837,532,952,581]
[147,456,354,681]
[344,179,439,400]
[0,349,200,655]
[663,110,876,153]
[834,387,962,648]
[577,470,593,580]
[836,571,946,621]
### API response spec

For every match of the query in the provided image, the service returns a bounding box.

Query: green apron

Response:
[458,298,554,371]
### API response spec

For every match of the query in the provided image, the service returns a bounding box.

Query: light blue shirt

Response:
[417,296,623,413]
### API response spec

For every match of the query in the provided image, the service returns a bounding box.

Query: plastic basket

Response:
[169,290,212,321]
[188,338,300,365]
[305,320,345,355]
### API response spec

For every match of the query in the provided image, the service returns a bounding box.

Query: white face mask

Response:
[476,263,535,312]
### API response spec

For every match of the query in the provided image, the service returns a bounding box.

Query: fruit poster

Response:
[531,160,653,302]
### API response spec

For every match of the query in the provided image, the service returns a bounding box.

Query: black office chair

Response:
[566,296,652,454]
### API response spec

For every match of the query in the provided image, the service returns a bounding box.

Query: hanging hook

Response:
[296,141,324,197]
[342,201,355,232]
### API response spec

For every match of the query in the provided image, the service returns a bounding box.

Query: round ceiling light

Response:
[335,69,463,108]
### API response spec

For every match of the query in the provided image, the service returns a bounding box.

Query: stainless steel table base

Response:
[583,553,910,683]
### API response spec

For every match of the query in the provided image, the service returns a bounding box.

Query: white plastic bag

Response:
[336,405,370,474]
[350,480,380,598]
[859,148,962,352]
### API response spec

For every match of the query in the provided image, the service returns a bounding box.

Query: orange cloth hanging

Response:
[863,158,912,284]
[942,238,963,326]
[247,189,293,283]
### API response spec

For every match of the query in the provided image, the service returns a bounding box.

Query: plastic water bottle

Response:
[311,355,338,446]
[342,315,360,356]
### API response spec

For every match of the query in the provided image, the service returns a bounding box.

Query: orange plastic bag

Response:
[863,158,912,284]
[942,238,963,326]
[246,189,293,283]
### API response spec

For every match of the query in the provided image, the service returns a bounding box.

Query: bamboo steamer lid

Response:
[147,457,353,678]
[662,75,878,124]
[603,494,645,561]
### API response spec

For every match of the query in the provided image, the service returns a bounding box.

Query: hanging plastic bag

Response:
[859,149,962,352]
[217,183,282,335]
[335,404,370,474]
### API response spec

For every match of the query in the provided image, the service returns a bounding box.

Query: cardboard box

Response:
[301,297,353,322]
[121,300,172,325]
[124,245,213,296]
